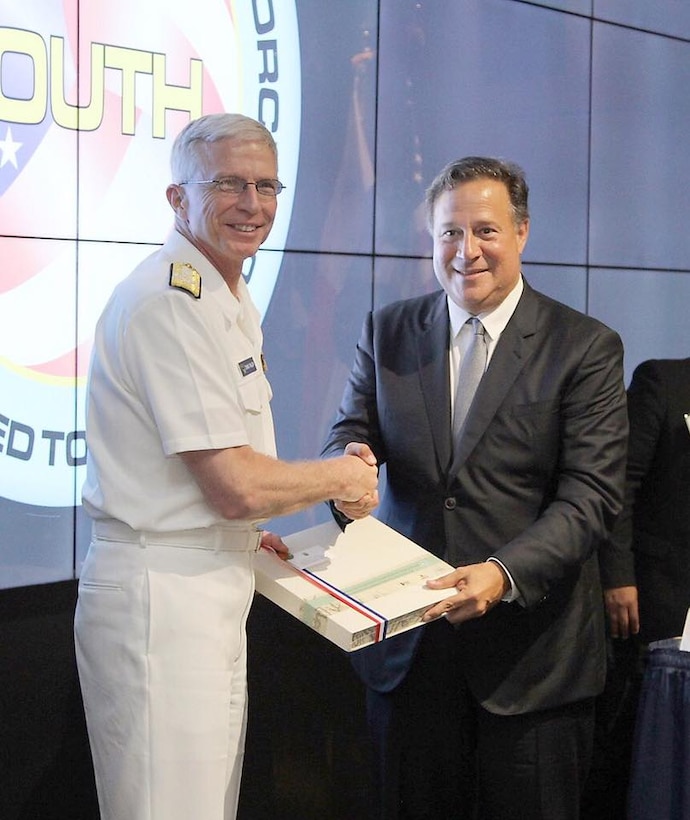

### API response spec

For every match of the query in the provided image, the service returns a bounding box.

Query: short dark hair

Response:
[425,156,529,232]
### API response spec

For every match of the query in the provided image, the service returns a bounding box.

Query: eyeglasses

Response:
[179,176,285,197]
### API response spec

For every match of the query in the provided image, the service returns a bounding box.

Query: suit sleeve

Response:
[598,361,666,589]
[321,311,387,465]
[495,325,628,606]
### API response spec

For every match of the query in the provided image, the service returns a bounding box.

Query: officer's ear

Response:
[166,183,186,216]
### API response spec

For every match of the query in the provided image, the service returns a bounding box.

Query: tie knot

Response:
[467,317,485,337]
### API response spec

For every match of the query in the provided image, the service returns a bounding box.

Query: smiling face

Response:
[167,137,278,293]
[431,177,529,315]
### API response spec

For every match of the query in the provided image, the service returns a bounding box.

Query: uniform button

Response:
[444,497,457,510]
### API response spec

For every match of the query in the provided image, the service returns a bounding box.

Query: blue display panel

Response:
[522,265,588,314]
[594,0,690,39]
[262,251,373,537]
[590,23,690,271]
[375,0,591,264]
[0,499,77,587]
[589,268,690,386]
[284,0,378,256]
[374,256,438,310]
[530,0,592,13]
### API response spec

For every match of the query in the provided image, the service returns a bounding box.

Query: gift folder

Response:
[253,516,456,652]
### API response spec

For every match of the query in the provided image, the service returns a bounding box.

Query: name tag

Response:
[238,357,258,377]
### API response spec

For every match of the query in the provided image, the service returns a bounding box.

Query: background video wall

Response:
[2,0,690,589]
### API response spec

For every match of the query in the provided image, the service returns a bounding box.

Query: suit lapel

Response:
[449,285,540,475]
[417,294,453,474]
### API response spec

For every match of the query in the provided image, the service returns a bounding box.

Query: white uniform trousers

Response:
[74,530,256,820]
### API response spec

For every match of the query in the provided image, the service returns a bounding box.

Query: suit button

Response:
[444,497,457,510]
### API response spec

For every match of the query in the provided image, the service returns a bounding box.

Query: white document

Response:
[253,516,456,652]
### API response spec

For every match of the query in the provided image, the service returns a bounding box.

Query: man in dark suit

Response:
[322,157,628,820]
[589,358,690,817]
[601,357,690,644]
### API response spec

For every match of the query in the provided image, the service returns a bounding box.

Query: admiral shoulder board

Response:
[169,262,201,299]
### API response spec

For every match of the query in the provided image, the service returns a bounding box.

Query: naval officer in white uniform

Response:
[74,113,379,820]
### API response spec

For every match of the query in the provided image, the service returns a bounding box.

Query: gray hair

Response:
[170,113,278,182]
[425,156,529,232]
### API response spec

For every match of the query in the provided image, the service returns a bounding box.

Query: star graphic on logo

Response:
[0,126,23,169]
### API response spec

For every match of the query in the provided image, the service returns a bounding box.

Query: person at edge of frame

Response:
[593,357,690,818]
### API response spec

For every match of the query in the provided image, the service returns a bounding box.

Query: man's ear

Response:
[166,183,185,215]
[517,218,530,253]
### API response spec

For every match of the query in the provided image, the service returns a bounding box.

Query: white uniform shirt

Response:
[82,230,276,531]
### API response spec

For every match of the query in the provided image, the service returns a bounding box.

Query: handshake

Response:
[331,441,379,521]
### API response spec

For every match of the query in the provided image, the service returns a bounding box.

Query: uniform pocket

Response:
[237,372,267,414]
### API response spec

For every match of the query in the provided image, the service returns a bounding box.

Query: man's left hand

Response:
[260,530,291,560]
[422,561,509,624]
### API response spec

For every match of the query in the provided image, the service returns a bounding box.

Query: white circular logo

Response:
[0,0,301,506]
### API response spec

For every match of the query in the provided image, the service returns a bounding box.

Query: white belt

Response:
[93,519,263,552]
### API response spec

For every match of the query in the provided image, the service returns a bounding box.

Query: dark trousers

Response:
[628,639,690,820]
[365,619,595,820]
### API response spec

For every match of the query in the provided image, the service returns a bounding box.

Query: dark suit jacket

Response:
[323,281,628,716]
[599,358,690,643]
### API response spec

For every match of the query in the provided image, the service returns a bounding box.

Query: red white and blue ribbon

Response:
[262,545,388,643]
[298,566,389,643]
